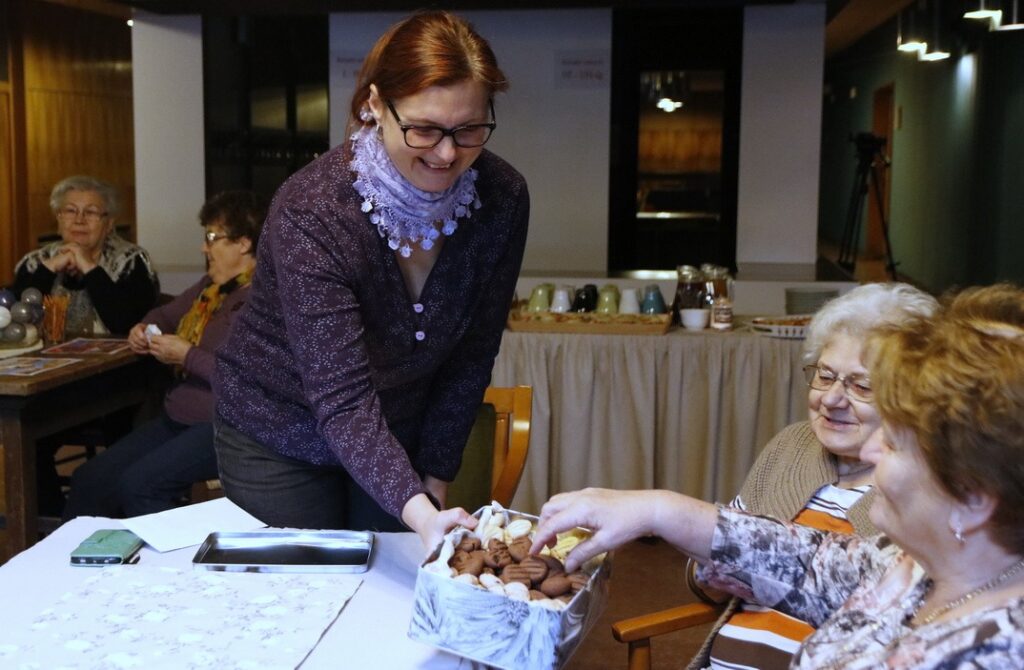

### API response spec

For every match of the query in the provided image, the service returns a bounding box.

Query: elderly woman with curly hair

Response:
[535,283,1024,668]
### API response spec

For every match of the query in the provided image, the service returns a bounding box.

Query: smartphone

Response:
[70,529,144,566]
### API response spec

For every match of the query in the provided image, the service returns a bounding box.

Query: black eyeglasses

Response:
[802,364,874,403]
[204,231,230,244]
[385,99,496,149]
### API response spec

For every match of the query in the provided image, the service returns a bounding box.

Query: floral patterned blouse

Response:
[696,507,1024,669]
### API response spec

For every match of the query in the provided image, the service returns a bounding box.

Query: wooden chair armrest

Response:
[612,602,724,643]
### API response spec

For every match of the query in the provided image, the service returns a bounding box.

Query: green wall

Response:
[819,20,1024,293]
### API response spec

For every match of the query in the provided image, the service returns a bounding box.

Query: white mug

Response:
[550,288,572,313]
[618,288,641,314]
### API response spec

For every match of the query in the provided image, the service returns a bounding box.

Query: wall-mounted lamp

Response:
[997,0,1024,29]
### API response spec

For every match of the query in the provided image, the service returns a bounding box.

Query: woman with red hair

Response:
[214,11,528,548]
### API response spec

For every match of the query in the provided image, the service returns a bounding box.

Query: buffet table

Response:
[492,326,807,513]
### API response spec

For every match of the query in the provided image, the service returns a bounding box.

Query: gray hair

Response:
[801,282,938,365]
[49,175,120,218]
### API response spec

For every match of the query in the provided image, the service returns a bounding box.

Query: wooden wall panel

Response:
[0,91,14,281]
[19,0,134,253]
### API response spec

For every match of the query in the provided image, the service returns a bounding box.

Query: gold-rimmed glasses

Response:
[802,364,874,403]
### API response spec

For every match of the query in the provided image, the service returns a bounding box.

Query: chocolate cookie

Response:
[484,542,513,570]
[456,536,482,553]
[537,554,565,575]
[499,563,533,586]
[519,556,550,586]
[507,536,532,562]
[539,573,572,598]
[451,549,486,576]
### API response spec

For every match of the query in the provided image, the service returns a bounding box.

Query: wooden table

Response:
[0,346,153,556]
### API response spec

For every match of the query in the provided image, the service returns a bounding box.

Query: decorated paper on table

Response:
[42,337,131,354]
[0,356,80,376]
[0,566,362,669]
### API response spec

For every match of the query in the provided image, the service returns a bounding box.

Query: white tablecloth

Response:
[492,327,807,514]
[0,517,477,669]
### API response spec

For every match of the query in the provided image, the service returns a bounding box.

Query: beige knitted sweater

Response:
[685,421,878,670]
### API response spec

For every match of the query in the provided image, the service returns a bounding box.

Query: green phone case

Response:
[70,529,144,566]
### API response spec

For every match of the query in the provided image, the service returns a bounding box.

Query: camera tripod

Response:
[837,132,899,280]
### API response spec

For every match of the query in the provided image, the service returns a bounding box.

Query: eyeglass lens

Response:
[386,99,495,149]
[59,207,106,222]
[803,365,873,401]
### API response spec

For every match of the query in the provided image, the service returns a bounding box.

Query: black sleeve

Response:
[82,260,159,335]
[9,263,58,297]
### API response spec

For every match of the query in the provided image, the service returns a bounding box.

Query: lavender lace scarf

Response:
[350,125,481,257]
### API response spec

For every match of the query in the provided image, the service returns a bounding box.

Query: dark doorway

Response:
[608,8,742,274]
[203,15,329,201]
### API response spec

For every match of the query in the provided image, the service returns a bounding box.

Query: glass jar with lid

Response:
[671,265,706,324]
[699,264,728,305]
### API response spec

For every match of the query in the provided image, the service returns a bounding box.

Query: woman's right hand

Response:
[127,323,151,354]
[41,248,75,274]
[531,488,719,573]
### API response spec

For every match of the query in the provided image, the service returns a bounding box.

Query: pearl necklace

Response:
[915,556,1024,626]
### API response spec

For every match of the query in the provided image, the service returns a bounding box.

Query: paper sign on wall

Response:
[555,50,610,89]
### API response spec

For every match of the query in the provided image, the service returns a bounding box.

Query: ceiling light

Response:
[656,98,683,112]
[897,10,927,52]
[997,0,1024,29]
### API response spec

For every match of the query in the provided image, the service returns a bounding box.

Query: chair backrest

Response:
[446,385,532,512]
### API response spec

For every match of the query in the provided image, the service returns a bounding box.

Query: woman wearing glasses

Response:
[11,175,159,337]
[680,283,937,669]
[214,11,528,547]
[63,190,266,519]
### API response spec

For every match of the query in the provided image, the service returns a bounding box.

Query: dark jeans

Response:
[213,419,404,532]
[63,413,217,520]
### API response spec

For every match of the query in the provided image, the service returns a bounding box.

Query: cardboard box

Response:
[408,508,610,669]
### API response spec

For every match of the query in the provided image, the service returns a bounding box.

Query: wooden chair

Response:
[446,385,533,511]
[612,602,725,670]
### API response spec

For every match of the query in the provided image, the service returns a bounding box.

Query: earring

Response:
[376,124,384,140]
[952,524,966,544]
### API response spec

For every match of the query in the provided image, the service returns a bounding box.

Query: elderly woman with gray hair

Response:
[11,175,158,336]
[676,282,937,670]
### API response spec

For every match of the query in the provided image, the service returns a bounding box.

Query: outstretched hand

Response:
[531,488,719,573]
[531,488,657,572]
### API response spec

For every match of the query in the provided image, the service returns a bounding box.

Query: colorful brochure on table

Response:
[0,357,80,376]
[41,338,130,354]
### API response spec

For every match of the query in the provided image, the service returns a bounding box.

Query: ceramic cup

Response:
[641,285,667,314]
[550,288,572,313]
[680,308,711,331]
[596,288,619,314]
[618,288,640,314]
[527,285,551,312]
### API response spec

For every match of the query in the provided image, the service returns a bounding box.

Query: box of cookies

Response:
[408,503,610,669]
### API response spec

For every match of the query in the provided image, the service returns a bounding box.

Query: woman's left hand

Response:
[147,334,192,366]
[403,493,478,550]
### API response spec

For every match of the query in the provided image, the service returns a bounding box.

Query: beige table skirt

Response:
[491,328,808,514]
